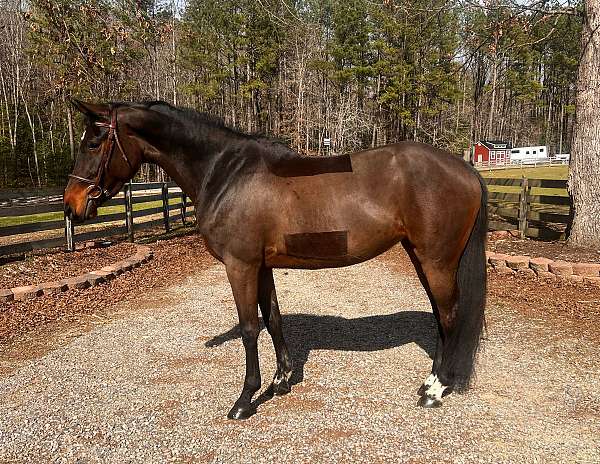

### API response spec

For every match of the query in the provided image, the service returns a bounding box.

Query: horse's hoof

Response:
[227,403,256,420]
[417,384,427,396]
[272,378,291,396]
[417,395,442,408]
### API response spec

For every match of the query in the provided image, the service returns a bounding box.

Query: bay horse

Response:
[64,100,487,420]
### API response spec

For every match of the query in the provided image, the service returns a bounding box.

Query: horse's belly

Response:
[264,228,402,269]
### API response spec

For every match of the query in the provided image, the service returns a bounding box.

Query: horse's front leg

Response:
[258,266,293,396]
[225,258,261,420]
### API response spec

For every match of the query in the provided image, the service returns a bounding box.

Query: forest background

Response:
[0,0,581,188]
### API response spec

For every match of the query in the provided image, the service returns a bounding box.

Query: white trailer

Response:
[510,146,548,164]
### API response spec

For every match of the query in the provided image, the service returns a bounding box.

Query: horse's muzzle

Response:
[64,182,98,223]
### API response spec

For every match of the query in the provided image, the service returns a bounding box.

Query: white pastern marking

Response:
[80,130,86,142]
[423,373,436,388]
[274,370,291,385]
[425,375,447,400]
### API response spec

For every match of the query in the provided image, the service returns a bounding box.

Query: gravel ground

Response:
[0,251,599,463]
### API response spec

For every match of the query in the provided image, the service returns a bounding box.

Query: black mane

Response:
[144,100,231,132]
[124,100,297,159]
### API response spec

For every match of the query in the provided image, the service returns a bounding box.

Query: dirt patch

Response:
[318,428,356,440]
[1,242,137,288]
[485,237,600,343]
[157,399,183,428]
[487,270,600,333]
[0,228,217,348]
[166,356,205,369]
[489,235,600,263]
[279,396,326,413]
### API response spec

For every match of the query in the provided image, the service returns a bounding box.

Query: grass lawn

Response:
[478,165,568,180]
[0,197,183,228]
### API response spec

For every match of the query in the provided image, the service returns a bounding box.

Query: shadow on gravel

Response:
[206,311,436,409]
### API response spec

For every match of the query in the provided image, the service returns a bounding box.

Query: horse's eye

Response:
[88,141,101,150]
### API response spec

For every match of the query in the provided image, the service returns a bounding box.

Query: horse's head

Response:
[64,100,144,222]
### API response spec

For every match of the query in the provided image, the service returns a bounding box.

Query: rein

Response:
[69,109,132,201]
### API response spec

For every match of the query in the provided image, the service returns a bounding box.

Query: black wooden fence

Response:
[0,182,194,257]
[485,177,570,240]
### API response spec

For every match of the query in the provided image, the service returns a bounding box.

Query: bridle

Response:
[69,108,133,201]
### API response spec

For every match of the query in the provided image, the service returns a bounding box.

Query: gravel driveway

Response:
[0,253,598,463]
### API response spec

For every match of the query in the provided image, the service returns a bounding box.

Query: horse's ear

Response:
[70,99,110,120]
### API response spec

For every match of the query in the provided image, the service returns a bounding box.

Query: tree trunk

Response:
[568,0,600,247]
[23,99,41,187]
[486,52,498,139]
[558,101,565,155]
[67,104,75,160]
[171,0,178,106]
[414,92,422,141]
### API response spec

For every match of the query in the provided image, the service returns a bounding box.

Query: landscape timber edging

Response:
[0,245,153,303]
[485,250,600,287]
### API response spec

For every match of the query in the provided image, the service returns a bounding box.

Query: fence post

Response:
[181,192,187,225]
[518,177,530,238]
[124,182,134,242]
[64,213,75,252]
[162,182,170,232]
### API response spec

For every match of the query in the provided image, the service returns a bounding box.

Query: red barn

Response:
[472,141,512,165]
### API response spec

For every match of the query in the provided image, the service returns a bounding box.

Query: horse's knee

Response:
[240,323,259,343]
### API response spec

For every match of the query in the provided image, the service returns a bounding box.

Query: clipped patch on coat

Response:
[269,155,352,177]
[284,231,348,259]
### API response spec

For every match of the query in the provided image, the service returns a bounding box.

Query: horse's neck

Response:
[135,111,296,205]
[140,121,247,204]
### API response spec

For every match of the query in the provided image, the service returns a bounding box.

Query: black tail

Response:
[448,172,488,392]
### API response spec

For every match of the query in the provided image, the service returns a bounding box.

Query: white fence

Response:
[475,157,569,171]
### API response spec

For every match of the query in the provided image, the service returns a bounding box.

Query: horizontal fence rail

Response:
[484,176,570,240]
[475,157,569,171]
[0,182,195,257]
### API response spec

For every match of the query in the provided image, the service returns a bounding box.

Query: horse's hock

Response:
[0,244,153,302]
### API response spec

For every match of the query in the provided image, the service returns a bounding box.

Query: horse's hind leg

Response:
[415,249,485,408]
[415,263,459,408]
[258,266,293,396]
[225,259,262,420]
[402,240,445,398]
[409,169,487,407]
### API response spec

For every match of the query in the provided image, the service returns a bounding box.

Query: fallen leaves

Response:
[0,228,216,347]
